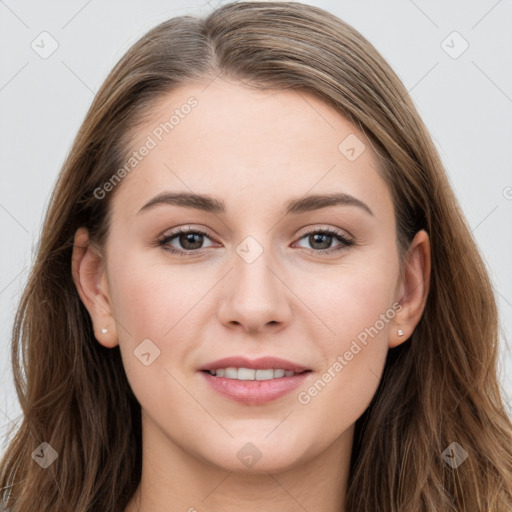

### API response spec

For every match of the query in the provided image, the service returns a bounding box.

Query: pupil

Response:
[311,233,331,250]
[181,233,202,249]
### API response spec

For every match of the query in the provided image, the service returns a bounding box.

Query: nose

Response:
[216,245,292,336]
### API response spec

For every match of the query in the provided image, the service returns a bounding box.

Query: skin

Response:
[72,78,430,512]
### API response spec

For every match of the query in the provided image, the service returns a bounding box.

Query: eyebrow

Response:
[137,191,374,217]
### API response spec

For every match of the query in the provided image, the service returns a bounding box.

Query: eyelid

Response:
[295,224,354,240]
[159,224,352,241]
[158,225,219,246]
[159,224,215,238]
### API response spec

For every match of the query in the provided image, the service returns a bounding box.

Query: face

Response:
[77,78,422,474]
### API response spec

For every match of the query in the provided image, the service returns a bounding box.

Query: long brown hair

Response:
[1,2,511,510]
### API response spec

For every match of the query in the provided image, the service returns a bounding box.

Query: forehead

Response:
[110,79,390,220]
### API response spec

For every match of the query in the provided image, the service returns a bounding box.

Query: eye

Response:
[158,226,217,254]
[293,227,354,255]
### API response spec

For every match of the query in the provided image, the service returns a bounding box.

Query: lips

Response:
[198,356,312,405]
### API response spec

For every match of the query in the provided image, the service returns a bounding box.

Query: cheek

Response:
[296,244,399,347]
[109,251,206,340]
[108,250,228,396]
[291,250,398,430]
[292,292,392,455]
[108,257,200,418]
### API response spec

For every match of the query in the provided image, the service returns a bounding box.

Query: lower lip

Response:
[200,371,311,405]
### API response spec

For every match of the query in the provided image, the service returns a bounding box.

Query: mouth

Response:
[198,356,312,405]
[202,367,309,380]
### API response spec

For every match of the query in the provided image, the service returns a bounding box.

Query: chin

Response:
[198,436,311,474]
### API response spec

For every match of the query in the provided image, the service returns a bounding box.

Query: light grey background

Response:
[1,0,511,455]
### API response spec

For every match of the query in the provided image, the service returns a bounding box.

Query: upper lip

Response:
[198,356,310,373]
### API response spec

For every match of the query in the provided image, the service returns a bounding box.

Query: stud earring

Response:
[397,329,404,336]
[101,328,108,334]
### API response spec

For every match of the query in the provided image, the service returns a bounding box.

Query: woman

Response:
[1,2,511,511]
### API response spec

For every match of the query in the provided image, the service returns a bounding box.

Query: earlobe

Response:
[389,229,431,348]
[71,227,118,348]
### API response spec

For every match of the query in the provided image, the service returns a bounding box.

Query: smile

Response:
[206,367,301,380]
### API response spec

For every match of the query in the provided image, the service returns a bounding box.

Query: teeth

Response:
[255,369,273,380]
[224,367,238,379]
[238,368,255,380]
[208,367,296,380]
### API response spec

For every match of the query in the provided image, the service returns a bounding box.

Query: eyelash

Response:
[158,226,355,256]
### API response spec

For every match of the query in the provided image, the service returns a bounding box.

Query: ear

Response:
[389,229,431,348]
[71,227,118,348]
